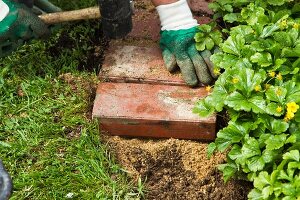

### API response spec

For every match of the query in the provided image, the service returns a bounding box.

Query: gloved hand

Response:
[0,0,60,57]
[156,0,214,87]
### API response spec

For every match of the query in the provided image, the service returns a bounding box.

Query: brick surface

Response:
[133,0,213,15]
[125,9,212,42]
[93,82,216,140]
[100,45,187,86]
[127,9,161,42]
[188,0,213,15]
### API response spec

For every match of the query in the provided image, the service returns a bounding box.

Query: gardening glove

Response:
[157,0,214,87]
[0,0,60,57]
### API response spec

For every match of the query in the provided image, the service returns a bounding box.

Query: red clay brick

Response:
[127,9,161,42]
[100,45,188,86]
[93,82,216,140]
[188,0,213,15]
[126,8,212,42]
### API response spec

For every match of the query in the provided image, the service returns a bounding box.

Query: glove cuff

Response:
[156,0,198,31]
[0,0,9,22]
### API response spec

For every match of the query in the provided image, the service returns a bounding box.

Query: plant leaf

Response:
[193,96,215,118]
[254,171,271,190]
[248,188,264,200]
[250,52,273,67]
[198,24,212,33]
[269,119,289,134]
[225,91,252,112]
[265,86,287,104]
[283,150,300,161]
[216,121,250,151]
[266,102,284,117]
[210,31,223,46]
[247,156,265,172]
[225,92,266,113]
[218,162,238,183]
[221,34,245,56]
[262,149,278,163]
[260,23,280,38]
[207,142,217,159]
[242,137,261,159]
[267,0,286,6]
[265,134,287,150]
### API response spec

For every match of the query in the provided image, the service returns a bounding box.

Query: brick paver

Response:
[93,82,216,140]
[100,45,187,86]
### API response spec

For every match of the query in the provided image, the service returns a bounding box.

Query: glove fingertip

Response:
[198,50,218,79]
[177,58,199,87]
[185,78,198,87]
[162,49,177,72]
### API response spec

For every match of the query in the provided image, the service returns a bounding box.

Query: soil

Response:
[47,21,109,73]
[103,136,252,200]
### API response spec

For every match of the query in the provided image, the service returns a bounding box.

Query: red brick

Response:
[100,45,187,86]
[188,0,213,15]
[125,8,212,42]
[93,82,216,140]
[127,9,161,42]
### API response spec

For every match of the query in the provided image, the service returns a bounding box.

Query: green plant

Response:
[194,1,300,199]
[195,23,223,51]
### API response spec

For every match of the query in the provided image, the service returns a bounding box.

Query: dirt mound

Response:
[104,136,252,200]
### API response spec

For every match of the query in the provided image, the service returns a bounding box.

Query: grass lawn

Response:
[0,0,141,199]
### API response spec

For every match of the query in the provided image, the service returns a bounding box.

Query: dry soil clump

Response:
[104,136,252,200]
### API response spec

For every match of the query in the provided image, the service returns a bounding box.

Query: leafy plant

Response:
[195,23,223,51]
[194,0,300,199]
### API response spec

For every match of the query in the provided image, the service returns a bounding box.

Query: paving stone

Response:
[127,9,161,42]
[93,82,216,140]
[133,0,213,15]
[100,45,187,86]
[126,9,212,42]
[188,0,213,15]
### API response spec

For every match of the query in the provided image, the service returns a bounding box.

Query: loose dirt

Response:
[103,136,252,200]
[47,21,109,73]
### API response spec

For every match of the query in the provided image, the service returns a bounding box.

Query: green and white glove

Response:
[157,0,214,87]
[0,0,60,57]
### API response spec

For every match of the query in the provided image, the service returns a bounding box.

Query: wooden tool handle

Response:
[39,6,101,25]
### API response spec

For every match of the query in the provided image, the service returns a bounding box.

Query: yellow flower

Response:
[232,77,239,84]
[254,85,261,92]
[275,88,282,96]
[280,19,288,29]
[205,85,212,92]
[293,23,299,30]
[284,116,289,122]
[276,106,283,113]
[284,111,295,121]
[276,73,282,81]
[265,84,271,90]
[284,102,299,121]
[287,102,299,113]
[268,71,276,78]
[213,68,221,76]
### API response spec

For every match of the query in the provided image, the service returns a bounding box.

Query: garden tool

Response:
[0,0,133,57]
[40,0,133,39]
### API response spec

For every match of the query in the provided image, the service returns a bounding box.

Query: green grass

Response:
[0,1,142,199]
